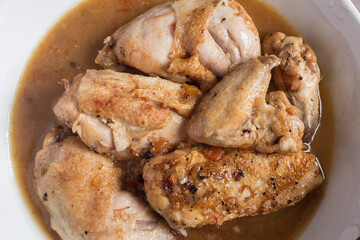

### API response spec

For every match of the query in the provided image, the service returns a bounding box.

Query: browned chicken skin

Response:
[143,145,323,235]
[53,69,201,160]
[262,32,321,142]
[96,0,260,91]
[34,129,174,240]
[187,55,304,153]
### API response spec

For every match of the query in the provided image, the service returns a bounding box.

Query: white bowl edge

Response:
[1,0,360,239]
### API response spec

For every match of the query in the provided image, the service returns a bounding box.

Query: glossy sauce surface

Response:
[10,0,334,239]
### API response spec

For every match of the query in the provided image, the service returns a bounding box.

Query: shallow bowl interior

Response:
[0,0,360,239]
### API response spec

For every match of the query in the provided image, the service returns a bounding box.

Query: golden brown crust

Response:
[143,145,323,233]
[54,69,200,159]
[76,69,201,121]
[79,94,172,130]
[170,1,215,59]
[168,55,217,91]
[169,0,218,91]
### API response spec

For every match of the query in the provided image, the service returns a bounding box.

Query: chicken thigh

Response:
[262,32,321,142]
[143,145,323,234]
[187,55,304,153]
[53,69,201,160]
[96,0,260,91]
[34,129,174,240]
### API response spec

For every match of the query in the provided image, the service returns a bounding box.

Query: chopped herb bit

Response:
[106,118,113,124]
[120,48,125,57]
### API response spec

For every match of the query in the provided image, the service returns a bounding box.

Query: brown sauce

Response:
[10,0,334,239]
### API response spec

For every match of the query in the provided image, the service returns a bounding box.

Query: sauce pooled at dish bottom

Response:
[10,0,335,239]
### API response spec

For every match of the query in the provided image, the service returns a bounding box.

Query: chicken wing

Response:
[96,0,260,91]
[187,55,304,153]
[262,32,321,142]
[53,69,201,160]
[34,129,174,240]
[143,145,323,234]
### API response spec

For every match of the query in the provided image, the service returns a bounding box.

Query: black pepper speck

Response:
[42,192,48,201]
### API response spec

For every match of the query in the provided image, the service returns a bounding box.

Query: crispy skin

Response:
[34,130,173,240]
[187,56,304,153]
[143,146,323,234]
[262,32,321,142]
[96,0,260,91]
[53,69,201,159]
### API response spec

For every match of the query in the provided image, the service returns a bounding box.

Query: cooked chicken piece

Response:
[262,32,321,142]
[187,56,304,153]
[143,145,323,234]
[96,3,174,78]
[34,129,174,240]
[53,69,201,160]
[96,0,260,91]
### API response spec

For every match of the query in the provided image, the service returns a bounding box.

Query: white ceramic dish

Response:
[1,0,360,239]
